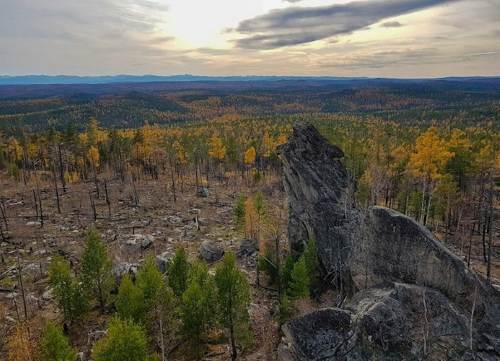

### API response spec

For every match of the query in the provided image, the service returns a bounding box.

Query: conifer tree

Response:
[287,256,310,300]
[234,194,246,227]
[168,247,190,297]
[303,237,319,293]
[215,252,252,361]
[92,317,149,361]
[180,261,216,359]
[48,256,88,325]
[38,322,76,361]
[116,275,145,323]
[80,228,113,312]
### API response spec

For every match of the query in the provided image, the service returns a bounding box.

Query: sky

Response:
[1,0,499,77]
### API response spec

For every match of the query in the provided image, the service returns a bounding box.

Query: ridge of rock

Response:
[278,122,500,360]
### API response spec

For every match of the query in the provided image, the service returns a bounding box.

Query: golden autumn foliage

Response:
[409,127,454,181]
[208,135,226,161]
[244,198,258,241]
[87,146,100,168]
[244,146,256,165]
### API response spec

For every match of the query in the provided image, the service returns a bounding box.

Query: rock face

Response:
[279,122,360,291]
[278,122,500,361]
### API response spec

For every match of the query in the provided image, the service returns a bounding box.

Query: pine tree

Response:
[280,255,295,292]
[303,237,319,294]
[168,247,190,297]
[38,322,76,361]
[278,294,294,325]
[80,228,113,312]
[215,252,252,361]
[48,256,88,324]
[234,194,246,227]
[92,317,149,361]
[181,261,216,359]
[287,256,310,300]
[149,281,176,361]
[116,275,145,323]
[136,256,164,309]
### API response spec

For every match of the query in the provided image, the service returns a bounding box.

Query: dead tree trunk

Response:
[17,254,28,321]
[52,163,61,214]
[104,180,111,219]
[0,198,8,235]
[89,190,97,222]
[57,143,66,192]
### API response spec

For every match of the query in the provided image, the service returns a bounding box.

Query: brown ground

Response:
[0,170,498,360]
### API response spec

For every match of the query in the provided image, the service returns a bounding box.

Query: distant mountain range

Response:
[0,74,498,85]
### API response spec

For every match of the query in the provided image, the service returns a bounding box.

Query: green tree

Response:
[136,255,177,361]
[92,317,149,361]
[136,256,164,309]
[180,261,216,359]
[149,282,177,361]
[303,237,319,294]
[116,275,145,323]
[280,255,295,292]
[80,228,113,312]
[38,322,76,361]
[287,256,310,300]
[278,294,294,325]
[233,194,246,227]
[48,256,88,325]
[215,252,252,361]
[168,247,190,297]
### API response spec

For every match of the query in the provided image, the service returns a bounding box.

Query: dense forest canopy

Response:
[1,78,499,133]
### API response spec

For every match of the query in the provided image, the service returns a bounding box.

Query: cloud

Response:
[464,51,497,57]
[319,48,442,69]
[234,0,457,49]
[380,21,404,28]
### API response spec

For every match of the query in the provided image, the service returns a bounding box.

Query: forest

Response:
[0,81,498,360]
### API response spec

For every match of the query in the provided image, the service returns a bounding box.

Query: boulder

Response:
[278,308,354,361]
[156,251,173,274]
[279,283,480,361]
[238,238,258,256]
[199,240,224,263]
[112,262,138,284]
[196,187,209,198]
[125,234,154,250]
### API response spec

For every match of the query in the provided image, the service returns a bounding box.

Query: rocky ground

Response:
[0,171,285,360]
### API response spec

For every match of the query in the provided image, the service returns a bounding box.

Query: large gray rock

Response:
[156,251,173,274]
[278,122,500,360]
[279,122,360,291]
[199,240,224,263]
[279,283,487,361]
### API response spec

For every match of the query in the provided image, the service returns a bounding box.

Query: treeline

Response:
[1,82,499,131]
[7,229,252,361]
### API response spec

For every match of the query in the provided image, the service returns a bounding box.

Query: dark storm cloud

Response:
[234,0,458,49]
[381,21,404,27]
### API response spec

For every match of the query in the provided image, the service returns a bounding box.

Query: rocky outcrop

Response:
[278,122,500,360]
[279,122,360,291]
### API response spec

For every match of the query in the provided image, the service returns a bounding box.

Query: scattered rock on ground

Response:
[199,240,224,263]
